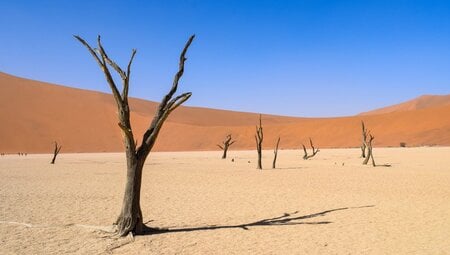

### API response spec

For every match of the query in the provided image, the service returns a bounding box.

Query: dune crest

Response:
[360,94,450,115]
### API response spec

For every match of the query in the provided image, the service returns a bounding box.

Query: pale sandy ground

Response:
[1,147,450,254]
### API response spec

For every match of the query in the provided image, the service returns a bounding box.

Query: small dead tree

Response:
[272,137,281,169]
[255,114,263,169]
[362,132,391,167]
[75,34,194,236]
[302,138,319,160]
[362,133,376,166]
[361,121,368,158]
[50,142,62,164]
[217,134,236,159]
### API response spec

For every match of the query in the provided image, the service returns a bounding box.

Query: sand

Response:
[1,147,450,254]
[2,71,450,154]
[360,94,450,115]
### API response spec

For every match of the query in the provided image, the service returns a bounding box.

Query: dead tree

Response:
[217,134,236,159]
[50,142,62,164]
[255,114,263,169]
[75,34,194,236]
[302,138,319,160]
[360,121,368,158]
[363,133,376,166]
[362,132,391,167]
[272,137,281,169]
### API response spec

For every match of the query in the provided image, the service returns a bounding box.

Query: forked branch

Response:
[302,138,319,160]
[50,142,62,164]
[363,133,375,166]
[138,35,195,157]
[74,35,137,154]
[217,134,236,159]
[74,35,124,107]
[361,127,390,167]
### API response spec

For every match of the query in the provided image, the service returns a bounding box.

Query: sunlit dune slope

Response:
[1,72,449,153]
[360,94,450,115]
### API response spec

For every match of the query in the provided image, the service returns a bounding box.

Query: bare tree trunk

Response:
[272,137,280,169]
[115,158,144,235]
[255,115,263,170]
[302,138,319,160]
[221,148,227,159]
[361,121,367,158]
[217,134,235,159]
[362,147,370,165]
[370,148,376,167]
[302,144,308,160]
[75,34,194,236]
[50,142,61,164]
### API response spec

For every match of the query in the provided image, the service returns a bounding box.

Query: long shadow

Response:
[273,167,304,170]
[142,205,374,235]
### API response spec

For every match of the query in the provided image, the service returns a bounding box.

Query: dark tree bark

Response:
[272,137,281,169]
[75,34,194,237]
[50,142,61,164]
[302,138,319,160]
[361,121,367,158]
[302,144,308,159]
[217,134,236,159]
[255,114,263,170]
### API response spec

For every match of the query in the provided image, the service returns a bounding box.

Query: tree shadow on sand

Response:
[141,205,375,235]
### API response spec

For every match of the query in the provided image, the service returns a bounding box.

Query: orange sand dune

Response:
[360,94,450,115]
[1,72,449,153]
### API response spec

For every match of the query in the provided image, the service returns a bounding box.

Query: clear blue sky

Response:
[1,0,450,117]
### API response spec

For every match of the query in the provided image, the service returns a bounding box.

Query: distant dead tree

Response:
[217,134,236,159]
[50,142,62,164]
[272,137,281,169]
[361,126,391,167]
[362,133,376,166]
[361,121,368,158]
[255,114,263,169]
[75,34,194,236]
[302,138,319,160]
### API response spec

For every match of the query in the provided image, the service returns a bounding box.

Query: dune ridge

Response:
[1,72,450,153]
[360,94,450,115]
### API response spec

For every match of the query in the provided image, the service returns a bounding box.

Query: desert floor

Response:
[1,147,450,254]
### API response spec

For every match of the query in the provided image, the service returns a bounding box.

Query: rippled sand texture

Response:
[1,147,450,254]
